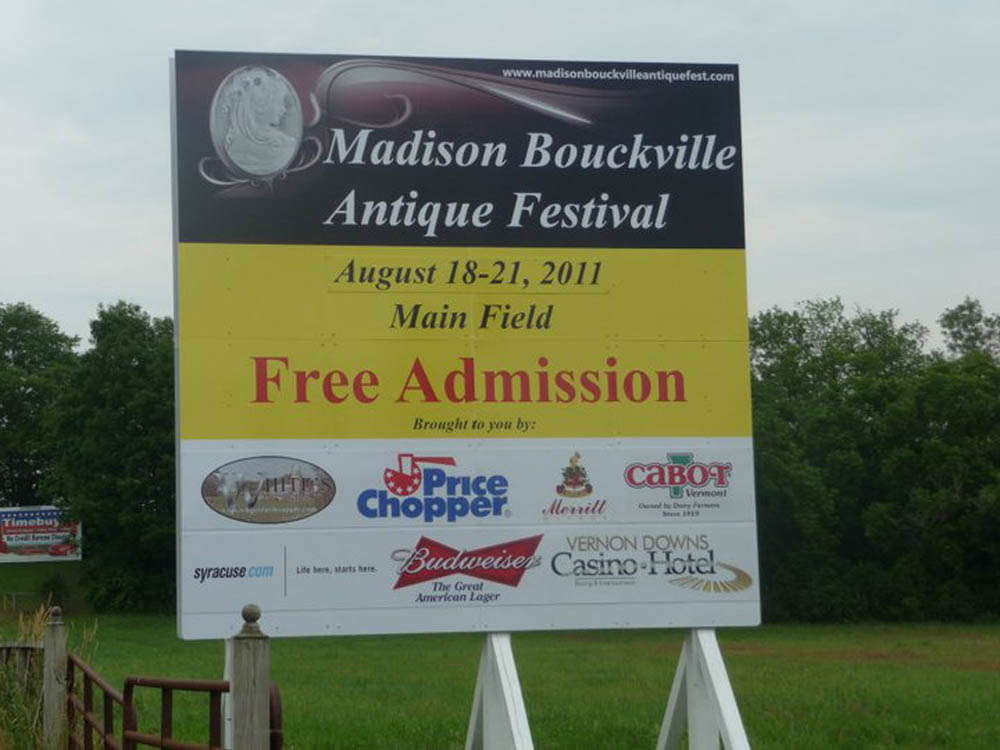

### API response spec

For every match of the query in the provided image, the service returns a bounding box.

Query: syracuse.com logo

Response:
[357,453,510,523]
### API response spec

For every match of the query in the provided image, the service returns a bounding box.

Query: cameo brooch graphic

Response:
[199,66,320,190]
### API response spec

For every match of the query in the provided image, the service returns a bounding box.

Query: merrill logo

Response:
[358,454,509,523]
[544,452,607,519]
[556,452,592,498]
[624,452,732,498]
[391,535,542,588]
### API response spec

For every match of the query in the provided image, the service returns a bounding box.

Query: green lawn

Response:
[0,561,88,614]
[2,614,998,748]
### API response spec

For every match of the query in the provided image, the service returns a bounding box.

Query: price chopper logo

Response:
[357,454,510,522]
[391,535,543,588]
[544,452,607,518]
[624,453,732,498]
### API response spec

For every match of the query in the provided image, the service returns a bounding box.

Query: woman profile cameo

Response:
[209,66,304,179]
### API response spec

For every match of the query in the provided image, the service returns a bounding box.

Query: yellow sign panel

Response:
[178,243,750,439]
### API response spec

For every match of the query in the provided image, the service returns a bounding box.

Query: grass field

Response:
[2,613,998,749]
[0,561,88,614]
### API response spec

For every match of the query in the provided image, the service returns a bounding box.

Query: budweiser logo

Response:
[391,535,543,589]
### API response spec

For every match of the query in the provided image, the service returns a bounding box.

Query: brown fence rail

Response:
[268,682,283,750]
[0,641,43,681]
[67,652,131,750]
[122,675,229,750]
[22,607,281,748]
[65,652,282,750]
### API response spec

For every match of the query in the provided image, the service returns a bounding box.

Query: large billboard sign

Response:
[173,51,758,639]
[0,506,82,563]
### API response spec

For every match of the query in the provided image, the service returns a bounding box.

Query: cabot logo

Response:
[390,535,542,588]
[201,456,335,524]
[624,453,732,499]
[544,452,607,519]
[357,454,510,523]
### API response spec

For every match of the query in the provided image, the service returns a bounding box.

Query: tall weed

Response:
[0,604,98,750]
[0,604,48,750]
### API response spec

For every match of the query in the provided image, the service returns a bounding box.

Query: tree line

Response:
[1,298,998,620]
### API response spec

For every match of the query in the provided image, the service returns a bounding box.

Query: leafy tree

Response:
[938,297,1000,359]
[869,351,1000,619]
[750,299,928,620]
[750,297,1000,622]
[45,302,174,610]
[0,303,77,506]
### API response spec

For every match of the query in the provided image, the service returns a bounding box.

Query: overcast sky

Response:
[2,1,997,347]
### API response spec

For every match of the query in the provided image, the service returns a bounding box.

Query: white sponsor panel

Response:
[180,522,757,639]
[178,438,758,637]
[180,437,755,530]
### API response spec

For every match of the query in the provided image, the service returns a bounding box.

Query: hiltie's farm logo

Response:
[391,535,543,588]
[357,454,510,523]
[624,453,732,499]
[544,452,607,519]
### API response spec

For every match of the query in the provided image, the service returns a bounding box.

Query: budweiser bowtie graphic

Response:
[392,535,543,589]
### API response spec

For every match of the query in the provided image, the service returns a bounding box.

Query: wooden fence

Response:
[5,605,281,750]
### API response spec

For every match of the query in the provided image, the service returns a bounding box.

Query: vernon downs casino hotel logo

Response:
[551,533,752,593]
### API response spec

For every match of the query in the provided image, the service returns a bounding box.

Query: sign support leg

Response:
[656,629,750,750]
[465,632,534,750]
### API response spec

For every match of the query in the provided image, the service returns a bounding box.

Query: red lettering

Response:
[251,356,288,403]
[667,464,687,485]
[709,463,732,486]
[624,464,644,487]
[624,370,651,402]
[604,357,619,401]
[322,370,349,403]
[657,370,686,401]
[354,370,379,403]
[397,358,439,402]
[554,371,576,402]
[295,370,320,402]
[687,464,709,487]
[579,370,600,402]
[444,357,476,402]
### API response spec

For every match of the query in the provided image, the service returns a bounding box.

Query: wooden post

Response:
[230,604,271,750]
[42,605,68,749]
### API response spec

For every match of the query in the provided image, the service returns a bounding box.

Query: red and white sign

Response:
[0,506,82,564]
[392,535,543,588]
